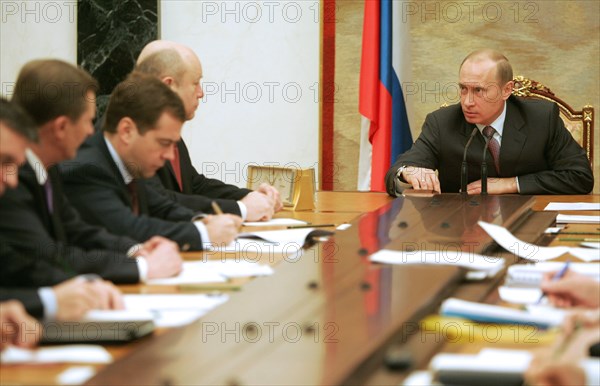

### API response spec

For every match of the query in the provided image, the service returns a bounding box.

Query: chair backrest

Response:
[512,76,594,166]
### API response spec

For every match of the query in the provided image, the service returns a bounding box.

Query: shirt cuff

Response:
[38,287,57,320]
[580,358,600,386]
[515,176,521,193]
[126,243,144,257]
[194,221,212,249]
[237,201,248,221]
[136,256,148,283]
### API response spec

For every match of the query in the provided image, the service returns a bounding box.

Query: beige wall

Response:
[333,0,599,192]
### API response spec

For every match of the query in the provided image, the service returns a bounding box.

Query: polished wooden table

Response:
[1,193,598,385]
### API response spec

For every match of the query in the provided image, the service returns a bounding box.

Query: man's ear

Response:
[50,116,70,140]
[115,117,137,145]
[502,80,514,100]
[162,76,175,87]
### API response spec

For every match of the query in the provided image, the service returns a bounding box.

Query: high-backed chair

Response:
[512,76,594,167]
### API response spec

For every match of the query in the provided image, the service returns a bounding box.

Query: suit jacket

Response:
[59,132,205,250]
[0,164,140,284]
[385,96,594,195]
[150,139,251,214]
[0,288,44,319]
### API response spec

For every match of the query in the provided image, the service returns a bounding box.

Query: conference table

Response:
[1,192,598,385]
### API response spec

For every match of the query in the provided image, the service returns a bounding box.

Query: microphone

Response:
[460,127,479,194]
[481,135,490,195]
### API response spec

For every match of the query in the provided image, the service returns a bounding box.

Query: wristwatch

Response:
[396,165,407,183]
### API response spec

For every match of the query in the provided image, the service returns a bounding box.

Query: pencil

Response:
[211,201,224,215]
[179,284,242,292]
[287,224,335,229]
[558,237,600,242]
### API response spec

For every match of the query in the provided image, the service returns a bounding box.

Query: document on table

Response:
[147,260,274,286]
[440,297,565,328]
[556,214,600,224]
[1,345,112,364]
[498,286,543,305]
[430,349,532,386]
[369,249,505,277]
[123,294,229,328]
[506,262,600,287]
[544,202,600,211]
[242,218,307,227]
[478,221,600,262]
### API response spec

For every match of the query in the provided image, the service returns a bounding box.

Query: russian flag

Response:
[358,0,412,192]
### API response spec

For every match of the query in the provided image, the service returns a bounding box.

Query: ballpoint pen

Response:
[536,260,570,304]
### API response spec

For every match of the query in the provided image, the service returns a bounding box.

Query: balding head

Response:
[136,40,204,120]
[460,49,513,86]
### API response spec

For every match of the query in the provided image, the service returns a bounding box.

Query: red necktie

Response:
[171,145,183,191]
[483,125,500,174]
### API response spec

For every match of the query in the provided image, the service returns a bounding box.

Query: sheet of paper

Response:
[403,371,438,386]
[1,345,112,364]
[430,349,532,373]
[581,242,600,249]
[243,218,307,227]
[147,261,227,285]
[498,286,543,305]
[81,309,154,322]
[440,297,565,327]
[336,223,352,231]
[478,221,569,261]
[545,202,600,211]
[123,294,228,311]
[56,366,97,385]
[207,259,274,278]
[120,294,229,327]
[238,228,317,245]
[568,247,600,262]
[544,227,563,234]
[506,262,600,286]
[207,237,307,256]
[370,249,505,277]
[556,214,600,224]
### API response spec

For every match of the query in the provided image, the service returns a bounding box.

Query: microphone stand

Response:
[461,127,479,195]
[481,136,490,195]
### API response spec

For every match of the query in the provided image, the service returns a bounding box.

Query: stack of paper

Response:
[544,202,600,211]
[478,221,600,262]
[242,218,307,227]
[370,249,505,278]
[123,294,229,327]
[430,349,532,386]
[556,214,600,224]
[440,298,565,328]
[1,345,112,364]
[147,260,274,286]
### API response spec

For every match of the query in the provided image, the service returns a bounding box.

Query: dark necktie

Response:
[43,178,54,213]
[127,180,140,215]
[483,125,500,174]
[171,146,183,191]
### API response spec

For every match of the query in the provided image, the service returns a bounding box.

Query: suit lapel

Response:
[499,98,526,177]
[92,132,138,210]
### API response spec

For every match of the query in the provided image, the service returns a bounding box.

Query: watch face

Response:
[247,166,296,206]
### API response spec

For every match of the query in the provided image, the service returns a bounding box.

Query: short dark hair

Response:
[0,97,38,142]
[460,49,513,85]
[103,72,186,135]
[135,49,187,82]
[11,59,98,126]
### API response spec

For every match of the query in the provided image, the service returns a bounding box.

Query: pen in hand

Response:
[211,201,224,215]
[536,260,570,305]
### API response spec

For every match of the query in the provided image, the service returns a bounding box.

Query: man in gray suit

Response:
[386,49,593,195]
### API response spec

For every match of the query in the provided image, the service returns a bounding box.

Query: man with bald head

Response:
[385,49,593,195]
[136,40,283,222]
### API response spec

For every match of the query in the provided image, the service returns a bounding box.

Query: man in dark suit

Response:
[0,97,124,323]
[60,72,241,250]
[385,49,593,195]
[0,60,182,289]
[134,40,283,221]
